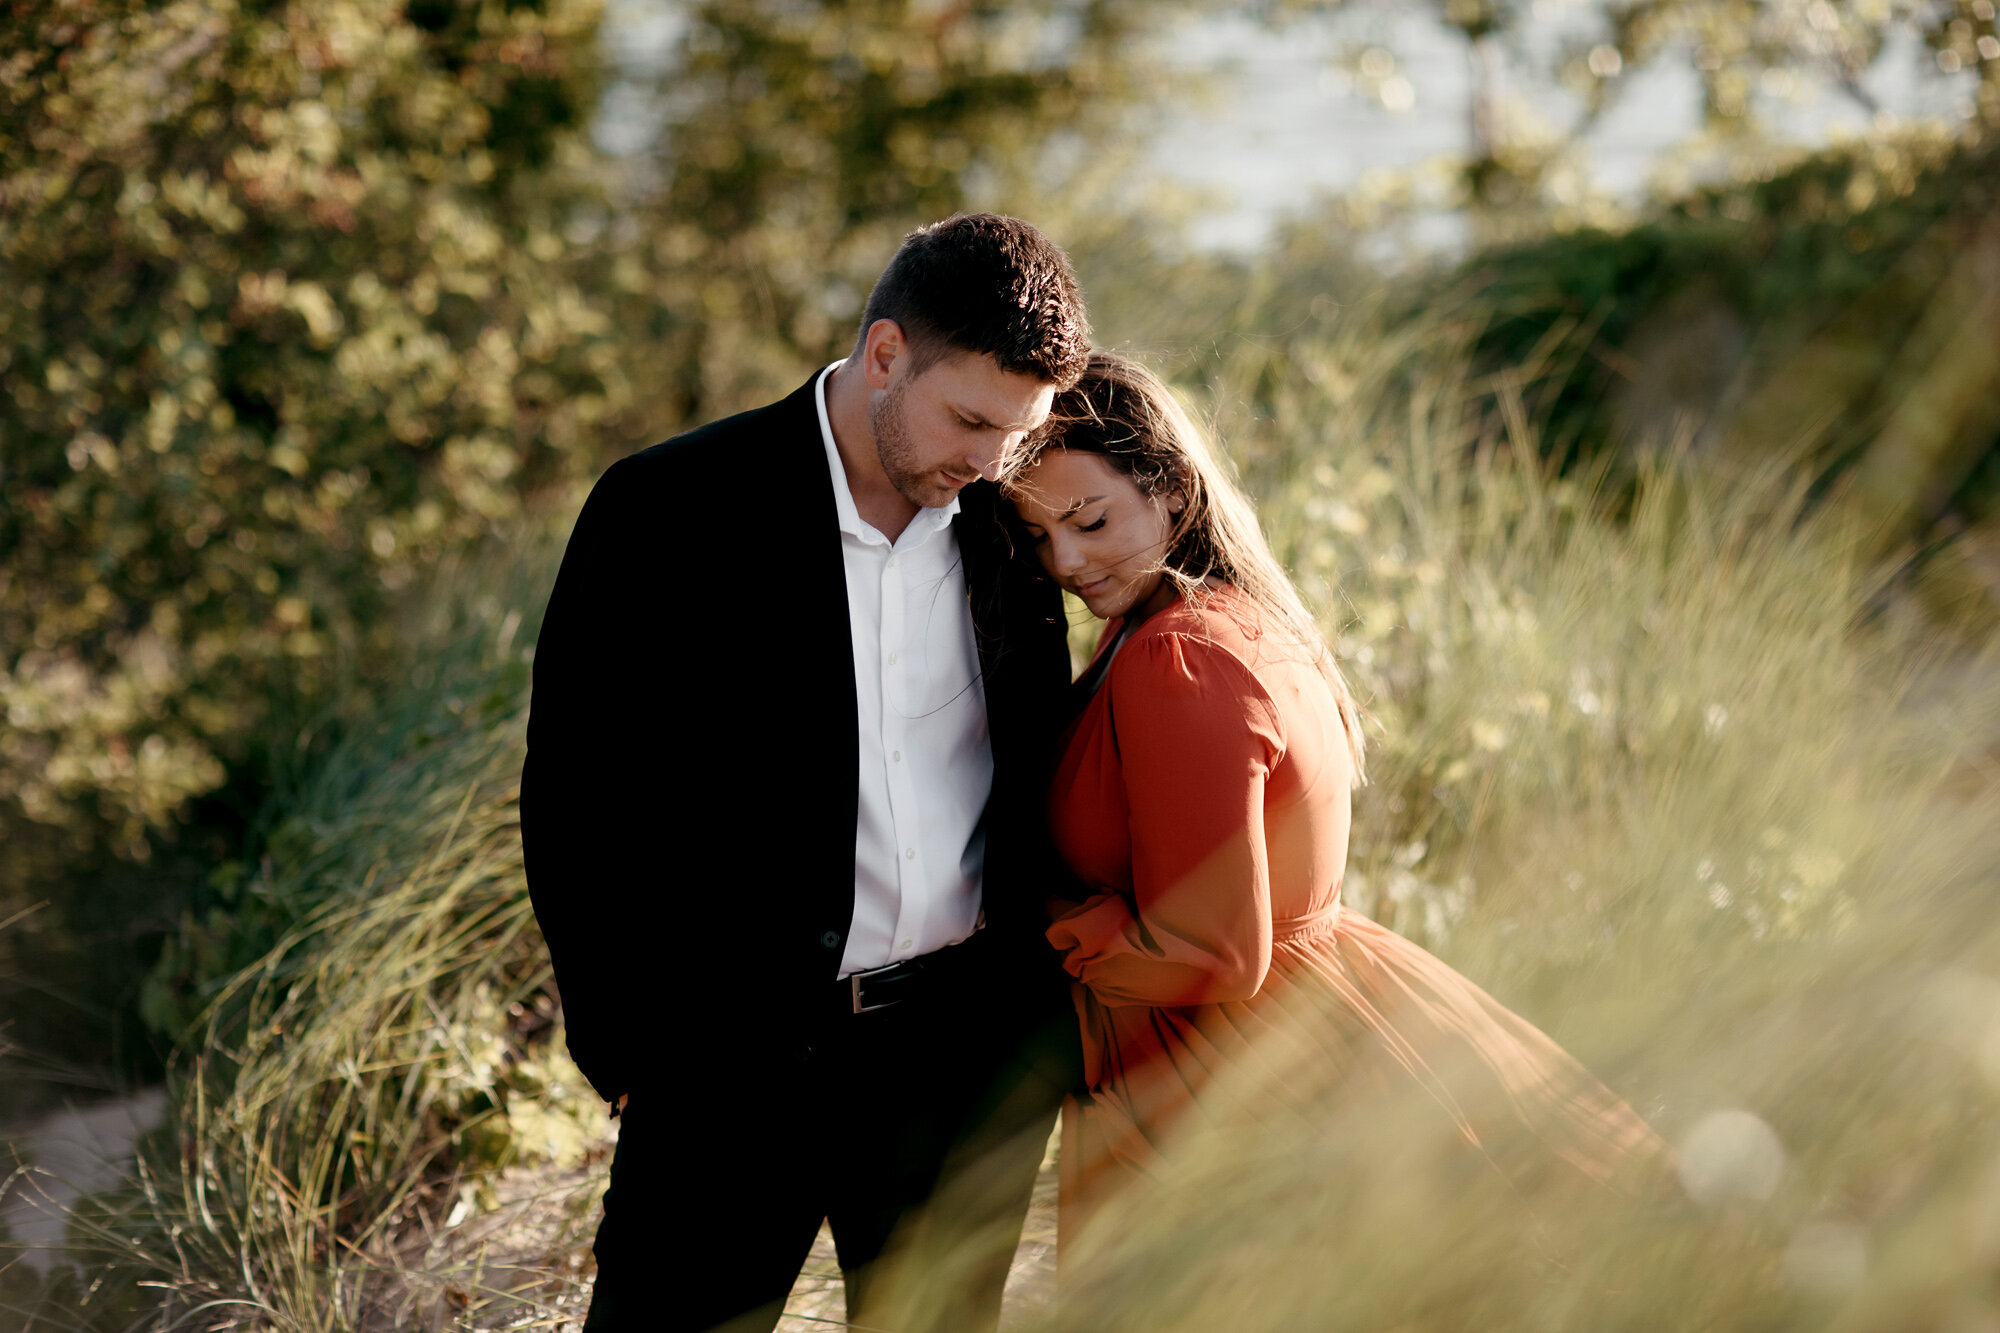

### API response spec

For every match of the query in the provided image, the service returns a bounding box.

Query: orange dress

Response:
[1045,587,1664,1229]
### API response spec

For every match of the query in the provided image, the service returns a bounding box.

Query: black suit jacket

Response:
[520,371,1078,1103]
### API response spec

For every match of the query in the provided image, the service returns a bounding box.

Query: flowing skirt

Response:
[1059,904,1668,1234]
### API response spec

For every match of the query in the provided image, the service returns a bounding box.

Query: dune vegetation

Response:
[7,1,2000,1329]
[11,295,1996,1328]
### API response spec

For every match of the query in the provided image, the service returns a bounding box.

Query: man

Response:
[520,214,1089,1332]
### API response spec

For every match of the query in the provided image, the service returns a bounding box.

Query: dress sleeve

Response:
[1045,630,1284,1007]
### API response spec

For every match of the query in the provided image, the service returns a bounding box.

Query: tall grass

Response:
[27,306,2000,1330]
[1045,312,2000,1329]
[14,555,602,1332]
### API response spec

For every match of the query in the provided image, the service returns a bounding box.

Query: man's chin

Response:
[899,475,973,509]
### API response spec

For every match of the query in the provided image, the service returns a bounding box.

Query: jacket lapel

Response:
[769,372,862,937]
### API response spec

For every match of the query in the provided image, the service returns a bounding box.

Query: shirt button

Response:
[820,930,841,950]
[900,938,913,950]
[904,847,916,860]
[887,652,898,666]
[891,750,901,762]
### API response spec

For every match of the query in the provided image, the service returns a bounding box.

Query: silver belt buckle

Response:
[850,961,905,1014]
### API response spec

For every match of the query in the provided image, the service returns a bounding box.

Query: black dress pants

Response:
[581,973,1072,1333]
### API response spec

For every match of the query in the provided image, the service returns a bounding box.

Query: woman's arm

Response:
[1046,631,1284,1007]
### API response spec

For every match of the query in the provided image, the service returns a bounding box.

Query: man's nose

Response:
[969,430,1030,483]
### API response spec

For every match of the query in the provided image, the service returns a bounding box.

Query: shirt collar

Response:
[816,361,960,548]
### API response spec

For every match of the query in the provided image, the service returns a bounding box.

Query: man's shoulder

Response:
[576,371,831,544]
[617,372,823,483]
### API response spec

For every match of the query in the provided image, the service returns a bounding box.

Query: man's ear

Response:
[860,319,905,390]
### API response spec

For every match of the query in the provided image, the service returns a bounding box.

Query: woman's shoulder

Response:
[1106,588,1293,753]
[1129,583,1277,654]
[1114,585,1282,691]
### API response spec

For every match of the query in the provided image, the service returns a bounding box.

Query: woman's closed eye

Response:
[1078,514,1107,533]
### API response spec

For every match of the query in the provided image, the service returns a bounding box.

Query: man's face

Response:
[869,350,1057,510]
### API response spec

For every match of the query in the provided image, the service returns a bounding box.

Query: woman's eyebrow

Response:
[1058,495,1108,521]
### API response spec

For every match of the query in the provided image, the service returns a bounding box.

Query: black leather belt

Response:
[839,934,983,1014]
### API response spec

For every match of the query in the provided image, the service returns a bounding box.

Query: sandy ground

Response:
[0,1090,168,1276]
[357,1118,1060,1331]
[0,1091,1056,1330]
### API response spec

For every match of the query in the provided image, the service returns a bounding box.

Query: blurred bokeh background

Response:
[3,0,1999,1327]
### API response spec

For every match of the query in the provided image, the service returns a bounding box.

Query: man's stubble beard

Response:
[869,375,955,510]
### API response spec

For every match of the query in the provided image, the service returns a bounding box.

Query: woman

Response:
[1003,352,1667,1240]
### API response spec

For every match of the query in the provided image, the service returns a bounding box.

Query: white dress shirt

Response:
[816,363,993,978]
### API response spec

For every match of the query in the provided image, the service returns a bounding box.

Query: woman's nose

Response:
[1047,534,1084,574]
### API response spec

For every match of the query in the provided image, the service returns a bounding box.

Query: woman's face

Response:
[1009,448,1181,621]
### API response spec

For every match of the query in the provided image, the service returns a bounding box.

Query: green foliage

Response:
[1211,309,1898,969]
[1398,129,2000,556]
[0,0,628,1082]
[137,548,550,1042]
[1049,310,2000,1332]
[0,0,618,850]
[46,576,595,1331]
[0,0,1195,1096]
[1245,0,1999,240]
[9,2,2000,1322]
[1591,0,2000,130]
[56,298,2000,1329]
[617,0,1175,422]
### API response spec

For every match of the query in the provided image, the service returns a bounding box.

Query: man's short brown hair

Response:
[857,214,1091,389]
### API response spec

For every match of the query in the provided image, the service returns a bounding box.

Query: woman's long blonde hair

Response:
[1007,351,1366,782]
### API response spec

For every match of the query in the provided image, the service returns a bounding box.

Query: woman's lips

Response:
[1073,575,1111,599]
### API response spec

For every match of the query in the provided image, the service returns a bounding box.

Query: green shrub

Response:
[56,559,597,1330]
[0,0,627,1088]
[1049,309,2000,1332]
[71,301,2000,1329]
[1438,129,2000,543]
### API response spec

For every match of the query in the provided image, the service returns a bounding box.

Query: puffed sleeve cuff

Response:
[1046,891,1141,976]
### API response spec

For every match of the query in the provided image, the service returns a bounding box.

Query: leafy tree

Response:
[1244,0,1996,237]
[0,0,1201,1095]
[1595,0,2000,129]
[613,0,1176,425]
[1431,126,2000,608]
[0,0,627,1087]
